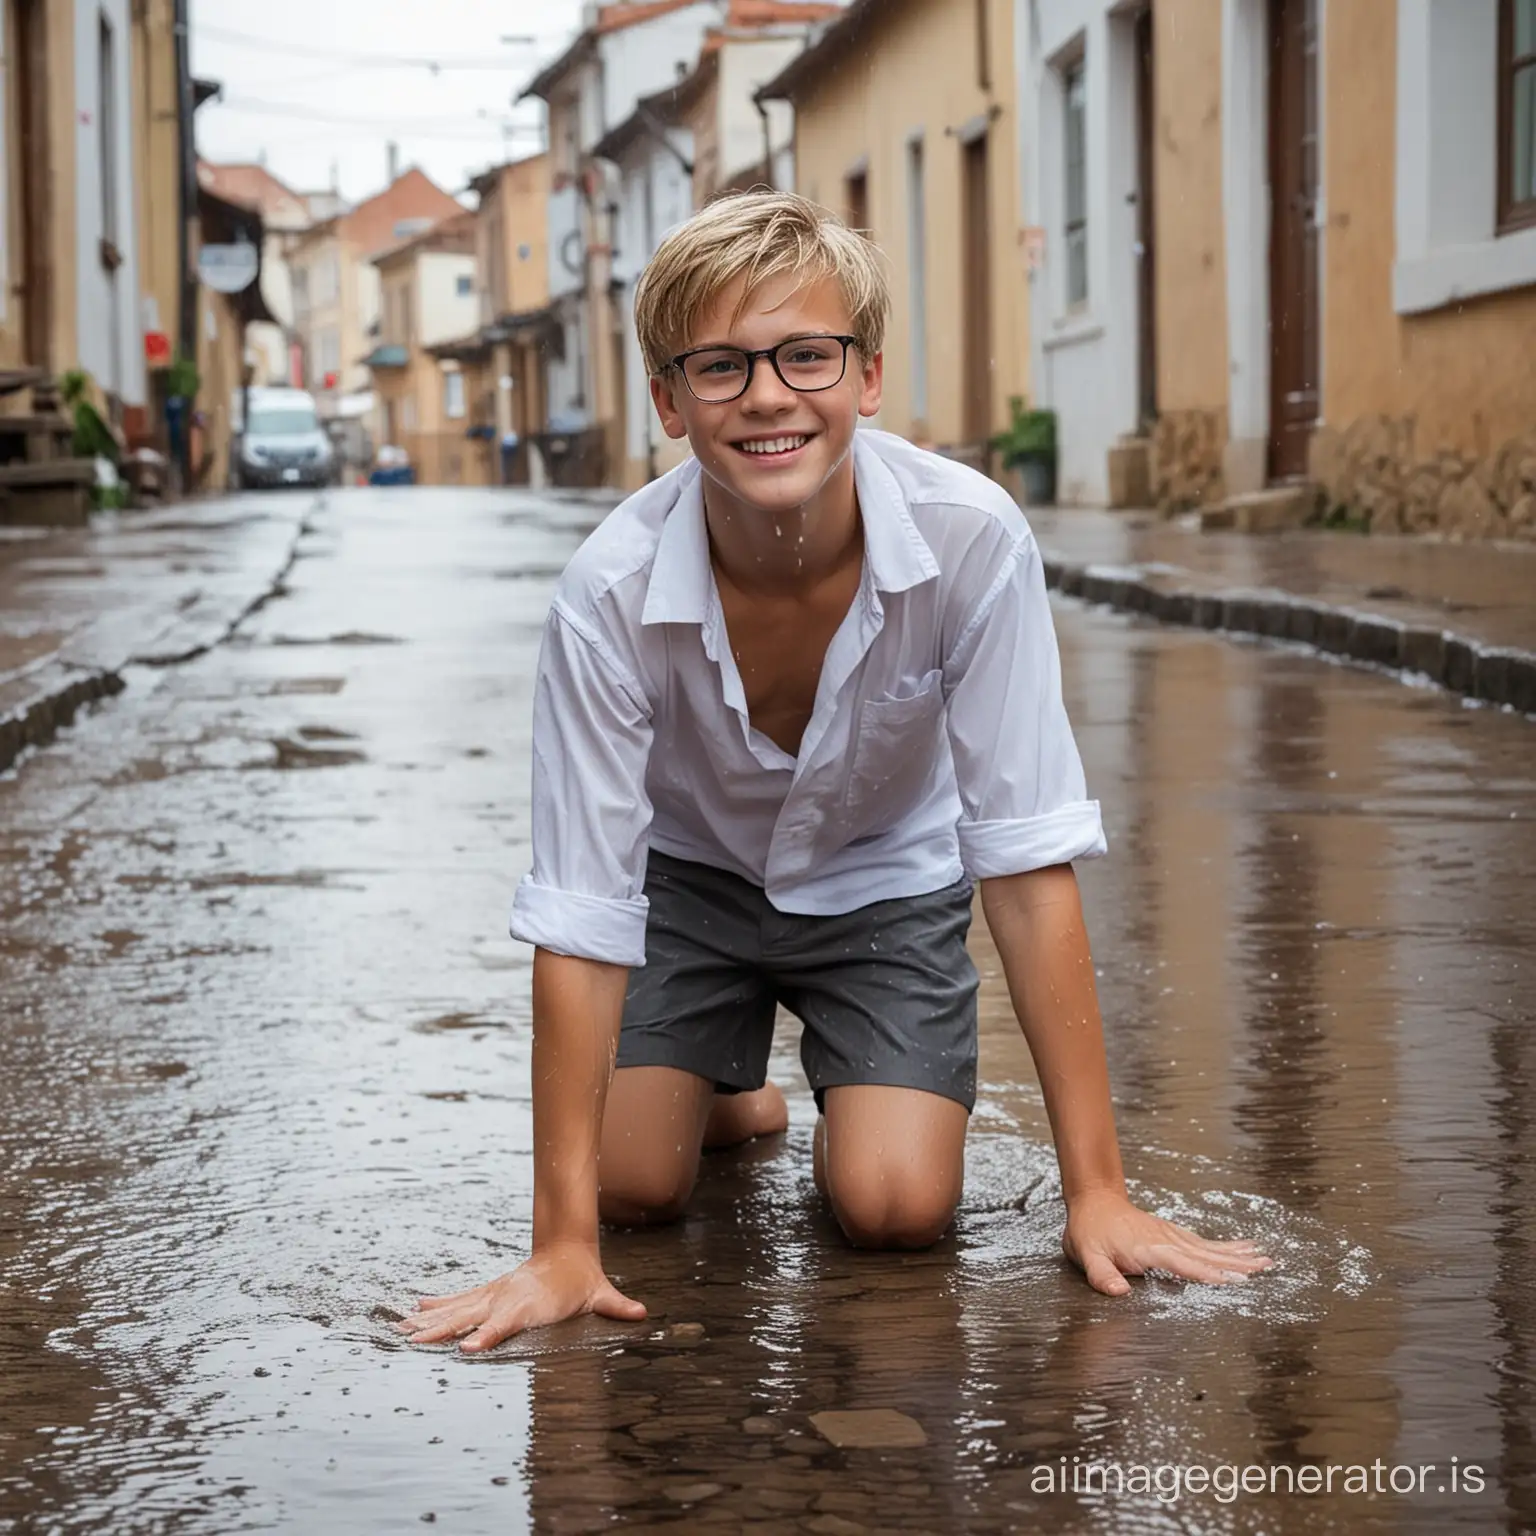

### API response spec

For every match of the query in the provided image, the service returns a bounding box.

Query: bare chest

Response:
[718,580,856,758]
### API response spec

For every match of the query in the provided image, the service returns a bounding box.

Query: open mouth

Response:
[731,433,813,463]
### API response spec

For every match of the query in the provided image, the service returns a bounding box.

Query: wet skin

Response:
[395,276,1271,1356]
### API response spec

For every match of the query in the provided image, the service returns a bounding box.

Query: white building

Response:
[1017,0,1157,504]
[75,0,146,411]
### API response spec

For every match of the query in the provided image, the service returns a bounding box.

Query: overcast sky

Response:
[190,0,587,203]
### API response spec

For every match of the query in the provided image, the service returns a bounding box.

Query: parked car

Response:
[369,444,415,487]
[235,388,335,490]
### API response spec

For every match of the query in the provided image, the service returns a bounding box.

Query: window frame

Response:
[1062,58,1089,308]
[1499,0,1536,234]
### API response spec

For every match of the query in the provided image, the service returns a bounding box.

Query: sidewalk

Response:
[0,493,318,773]
[1028,508,1536,713]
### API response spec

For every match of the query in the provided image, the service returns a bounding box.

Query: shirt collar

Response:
[639,434,939,628]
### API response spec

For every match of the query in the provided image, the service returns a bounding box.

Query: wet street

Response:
[1,484,1533,1535]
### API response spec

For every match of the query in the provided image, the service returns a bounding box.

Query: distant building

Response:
[595,0,841,489]
[364,212,480,484]
[197,161,313,389]
[518,0,727,487]
[286,168,464,410]
[425,153,554,487]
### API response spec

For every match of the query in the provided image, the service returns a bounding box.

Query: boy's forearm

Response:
[979,865,1127,1203]
[529,947,630,1252]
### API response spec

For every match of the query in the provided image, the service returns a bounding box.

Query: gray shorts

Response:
[617,852,980,1112]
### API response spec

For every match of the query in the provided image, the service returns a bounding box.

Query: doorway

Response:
[960,131,992,451]
[1267,0,1319,481]
[1133,5,1157,434]
[15,0,52,368]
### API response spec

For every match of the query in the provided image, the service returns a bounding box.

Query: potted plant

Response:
[990,396,1058,507]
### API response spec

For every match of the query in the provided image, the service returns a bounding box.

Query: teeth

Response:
[739,435,807,455]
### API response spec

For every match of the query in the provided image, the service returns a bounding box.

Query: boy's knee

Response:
[828,1174,957,1250]
[598,1163,695,1226]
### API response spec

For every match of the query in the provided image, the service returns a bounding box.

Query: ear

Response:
[649,373,690,441]
[857,349,884,420]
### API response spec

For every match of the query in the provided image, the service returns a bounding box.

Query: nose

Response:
[739,354,798,413]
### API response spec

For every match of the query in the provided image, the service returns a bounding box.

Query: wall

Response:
[131,0,180,377]
[74,0,145,406]
[789,0,1028,453]
[717,36,803,184]
[416,250,477,347]
[597,4,718,136]
[1150,0,1228,507]
[1020,0,1148,503]
[616,132,695,489]
[499,154,549,316]
[1312,0,1536,539]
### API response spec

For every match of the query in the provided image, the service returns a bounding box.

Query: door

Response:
[1267,0,1319,481]
[15,0,52,368]
[960,132,992,450]
[1134,6,1158,434]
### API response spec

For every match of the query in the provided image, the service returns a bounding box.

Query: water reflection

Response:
[0,489,1531,1532]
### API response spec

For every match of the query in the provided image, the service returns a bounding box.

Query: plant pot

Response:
[1014,452,1056,507]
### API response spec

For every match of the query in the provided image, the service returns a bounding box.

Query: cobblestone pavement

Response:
[1,487,1533,1533]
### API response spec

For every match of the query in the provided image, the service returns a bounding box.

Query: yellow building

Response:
[365,212,486,485]
[1151,0,1536,540]
[756,0,1029,469]
[288,168,464,410]
[431,153,554,485]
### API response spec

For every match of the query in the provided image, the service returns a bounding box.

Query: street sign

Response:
[198,240,259,294]
[144,330,171,365]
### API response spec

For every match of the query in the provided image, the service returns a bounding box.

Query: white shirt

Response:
[510,430,1105,967]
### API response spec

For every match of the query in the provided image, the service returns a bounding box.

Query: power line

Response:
[194,23,551,72]
[212,94,544,134]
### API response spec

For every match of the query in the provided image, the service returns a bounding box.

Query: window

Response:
[1501,0,1536,233]
[1064,63,1088,306]
[392,217,433,241]
[906,136,927,424]
[845,167,868,235]
[98,14,119,260]
[444,369,466,419]
[455,273,473,296]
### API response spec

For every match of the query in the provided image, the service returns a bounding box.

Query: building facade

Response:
[287,167,463,414]
[758,0,1029,466]
[1017,0,1156,505]
[1140,0,1535,540]
[365,213,482,484]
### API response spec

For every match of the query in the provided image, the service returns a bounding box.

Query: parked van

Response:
[235,387,335,490]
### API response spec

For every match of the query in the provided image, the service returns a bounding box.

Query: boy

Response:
[399,193,1270,1353]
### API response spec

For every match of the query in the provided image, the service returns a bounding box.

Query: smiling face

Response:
[649,272,883,520]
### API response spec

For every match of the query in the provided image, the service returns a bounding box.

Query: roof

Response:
[361,345,410,369]
[724,1,844,26]
[467,151,548,200]
[197,161,309,226]
[592,69,707,162]
[372,208,477,269]
[291,168,465,261]
[753,0,882,101]
[518,0,715,101]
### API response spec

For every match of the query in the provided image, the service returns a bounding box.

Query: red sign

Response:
[144,330,172,365]
[323,371,339,390]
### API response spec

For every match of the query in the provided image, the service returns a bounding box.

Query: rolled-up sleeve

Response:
[943,533,1106,878]
[509,601,654,966]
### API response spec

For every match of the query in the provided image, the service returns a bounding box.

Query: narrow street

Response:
[1,485,1532,1534]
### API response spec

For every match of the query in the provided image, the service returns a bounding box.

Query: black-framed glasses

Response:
[664,334,860,403]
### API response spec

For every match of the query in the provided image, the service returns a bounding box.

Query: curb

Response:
[1041,557,1536,715]
[0,503,318,776]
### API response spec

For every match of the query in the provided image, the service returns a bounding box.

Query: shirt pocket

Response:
[844,669,946,817]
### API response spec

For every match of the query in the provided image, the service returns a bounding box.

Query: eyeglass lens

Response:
[682,337,848,401]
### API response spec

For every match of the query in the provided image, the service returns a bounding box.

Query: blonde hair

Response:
[632,190,889,376]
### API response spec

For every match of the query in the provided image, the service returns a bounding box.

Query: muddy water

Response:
[1,488,1532,1534]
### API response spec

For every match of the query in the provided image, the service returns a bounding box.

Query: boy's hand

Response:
[394,1242,646,1352]
[1062,1188,1273,1296]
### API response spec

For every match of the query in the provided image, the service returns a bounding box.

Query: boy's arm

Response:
[980,865,1271,1293]
[395,948,647,1351]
